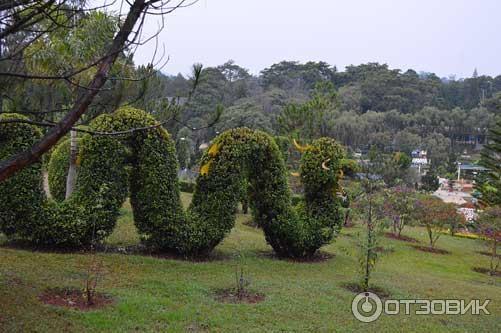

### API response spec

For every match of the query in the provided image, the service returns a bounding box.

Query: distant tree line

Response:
[128,60,499,169]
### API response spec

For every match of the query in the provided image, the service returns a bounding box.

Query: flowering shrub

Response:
[414,196,465,248]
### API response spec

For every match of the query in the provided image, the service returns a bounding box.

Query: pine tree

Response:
[478,119,501,206]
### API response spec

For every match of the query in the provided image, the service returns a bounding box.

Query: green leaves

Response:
[24,11,119,86]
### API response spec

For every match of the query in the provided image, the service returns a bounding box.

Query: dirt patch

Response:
[477,251,501,259]
[472,267,501,277]
[384,232,419,243]
[214,288,265,304]
[257,250,334,263]
[2,272,24,287]
[412,245,450,255]
[341,282,391,298]
[39,288,113,311]
[0,240,87,254]
[186,323,210,332]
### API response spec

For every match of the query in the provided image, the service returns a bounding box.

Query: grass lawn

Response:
[0,192,500,332]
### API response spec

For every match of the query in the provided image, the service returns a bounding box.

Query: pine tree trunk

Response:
[65,130,78,199]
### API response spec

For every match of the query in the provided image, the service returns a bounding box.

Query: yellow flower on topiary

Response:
[200,160,212,176]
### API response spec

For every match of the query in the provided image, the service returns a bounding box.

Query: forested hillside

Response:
[135,61,499,167]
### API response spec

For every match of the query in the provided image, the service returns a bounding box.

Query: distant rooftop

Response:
[459,164,489,171]
[411,149,427,157]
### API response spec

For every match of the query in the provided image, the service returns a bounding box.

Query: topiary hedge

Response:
[0,108,345,258]
[1,108,139,246]
[273,135,290,163]
[0,113,45,239]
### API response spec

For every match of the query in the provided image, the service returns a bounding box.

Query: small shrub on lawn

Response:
[414,196,464,249]
[477,206,501,276]
[349,163,387,292]
[383,185,415,237]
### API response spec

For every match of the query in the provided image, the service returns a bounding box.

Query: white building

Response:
[411,149,429,174]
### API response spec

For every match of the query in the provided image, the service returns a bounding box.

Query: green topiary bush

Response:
[0,109,135,246]
[273,135,290,163]
[183,130,345,258]
[0,108,345,258]
[0,113,45,239]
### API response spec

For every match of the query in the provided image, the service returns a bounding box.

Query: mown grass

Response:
[0,192,500,332]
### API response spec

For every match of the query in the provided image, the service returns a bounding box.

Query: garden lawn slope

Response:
[0,193,500,332]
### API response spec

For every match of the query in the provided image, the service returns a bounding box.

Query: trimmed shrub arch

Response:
[0,107,345,258]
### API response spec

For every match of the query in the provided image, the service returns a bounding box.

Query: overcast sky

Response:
[131,0,501,78]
